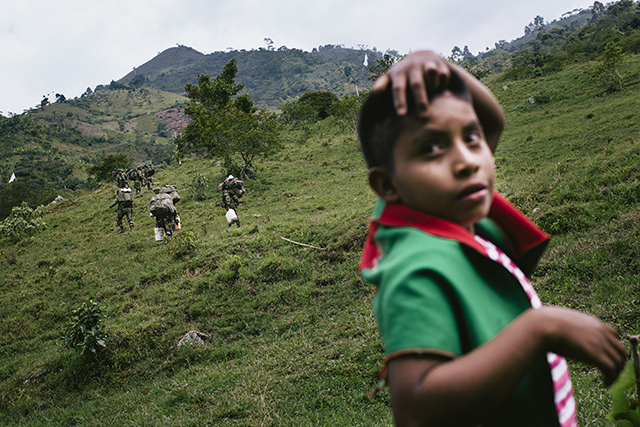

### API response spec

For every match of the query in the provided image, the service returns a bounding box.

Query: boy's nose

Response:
[452,142,479,178]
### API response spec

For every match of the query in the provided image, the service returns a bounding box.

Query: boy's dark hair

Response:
[358,70,471,170]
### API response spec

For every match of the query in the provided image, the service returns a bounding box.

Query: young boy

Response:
[358,50,626,427]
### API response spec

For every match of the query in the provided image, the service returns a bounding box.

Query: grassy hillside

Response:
[0,88,188,203]
[2,54,640,426]
[30,87,187,147]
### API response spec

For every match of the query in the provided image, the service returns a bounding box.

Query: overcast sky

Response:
[2,0,594,116]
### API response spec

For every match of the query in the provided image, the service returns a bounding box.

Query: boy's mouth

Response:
[457,184,488,202]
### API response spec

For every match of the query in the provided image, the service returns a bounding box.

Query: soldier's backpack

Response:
[230,180,245,198]
[160,185,180,204]
[149,193,176,216]
[117,188,134,207]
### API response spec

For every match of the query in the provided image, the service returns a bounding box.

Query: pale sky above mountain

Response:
[1,0,593,116]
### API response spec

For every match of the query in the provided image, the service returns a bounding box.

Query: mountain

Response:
[117,45,381,109]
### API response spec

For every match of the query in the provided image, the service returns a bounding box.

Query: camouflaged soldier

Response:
[114,169,128,188]
[150,186,177,237]
[128,167,143,194]
[219,175,244,227]
[143,164,155,190]
[109,186,134,233]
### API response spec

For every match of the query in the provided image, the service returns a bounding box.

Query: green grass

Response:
[2,56,640,426]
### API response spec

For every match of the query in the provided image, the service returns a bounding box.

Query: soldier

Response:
[115,169,128,188]
[219,175,243,227]
[128,167,143,194]
[150,186,177,238]
[109,186,134,233]
[143,164,155,190]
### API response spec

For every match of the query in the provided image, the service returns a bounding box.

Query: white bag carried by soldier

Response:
[226,209,238,224]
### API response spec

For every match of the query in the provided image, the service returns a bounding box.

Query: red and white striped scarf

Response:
[475,235,578,427]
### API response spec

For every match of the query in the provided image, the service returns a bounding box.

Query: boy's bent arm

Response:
[449,61,504,152]
[387,306,625,427]
[374,50,504,151]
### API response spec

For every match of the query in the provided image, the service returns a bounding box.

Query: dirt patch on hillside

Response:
[155,108,190,135]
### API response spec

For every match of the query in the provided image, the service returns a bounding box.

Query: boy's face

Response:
[388,92,495,230]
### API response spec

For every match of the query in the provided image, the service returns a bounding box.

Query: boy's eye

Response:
[420,142,444,155]
[466,132,483,145]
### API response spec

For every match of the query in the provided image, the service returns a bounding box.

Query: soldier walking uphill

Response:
[109,186,135,233]
[142,164,155,190]
[113,169,128,188]
[218,175,245,227]
[127,167,143,195]
[150,185,180,238]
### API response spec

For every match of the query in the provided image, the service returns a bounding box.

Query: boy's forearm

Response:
[388,309,551,427]
[389,306,624,426]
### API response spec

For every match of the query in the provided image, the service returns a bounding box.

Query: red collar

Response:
[360,192,550,271]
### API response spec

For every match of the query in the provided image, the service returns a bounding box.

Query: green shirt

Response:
[360,194,559,426]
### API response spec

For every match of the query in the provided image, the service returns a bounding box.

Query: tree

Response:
[524,15,545,35]
[86,154,132,182]
[495,40,508,50]
[264,38,275,51]
[298,91,339,120]
[55,93,66,103]
[451,46,464,63]
[331,92,368,134]
[184,59,243,113]
[591,1,605,17]
[367,53,400,81]
[450,46,474,64]
[597,41,625,92]
[218,108,281,178]
[175,59,281,178]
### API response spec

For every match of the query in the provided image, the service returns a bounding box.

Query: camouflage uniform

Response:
[114,169,128,188]
[128,168,143,194]
[221,188,239,210]
[150,188,176,236]
[219,176,244,227]
[110,187,134,233]
[143,164,155,190]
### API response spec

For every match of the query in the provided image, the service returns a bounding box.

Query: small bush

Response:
[62,299,108,358]
[0,202,47,241]
[190,172,210,201]
[165,230,198,259]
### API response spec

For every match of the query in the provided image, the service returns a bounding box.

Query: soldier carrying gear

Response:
[150,186,178,237]
[115,169,128,188]
[143,164,155,190]
[218,175,244,228]
[109,186,134,233]
[128,167,143,194]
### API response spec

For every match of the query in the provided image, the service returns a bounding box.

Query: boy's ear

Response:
[368,167,400,203]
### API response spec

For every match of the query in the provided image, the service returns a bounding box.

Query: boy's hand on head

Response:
[373,50,450,118]
[534,307,627,387]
